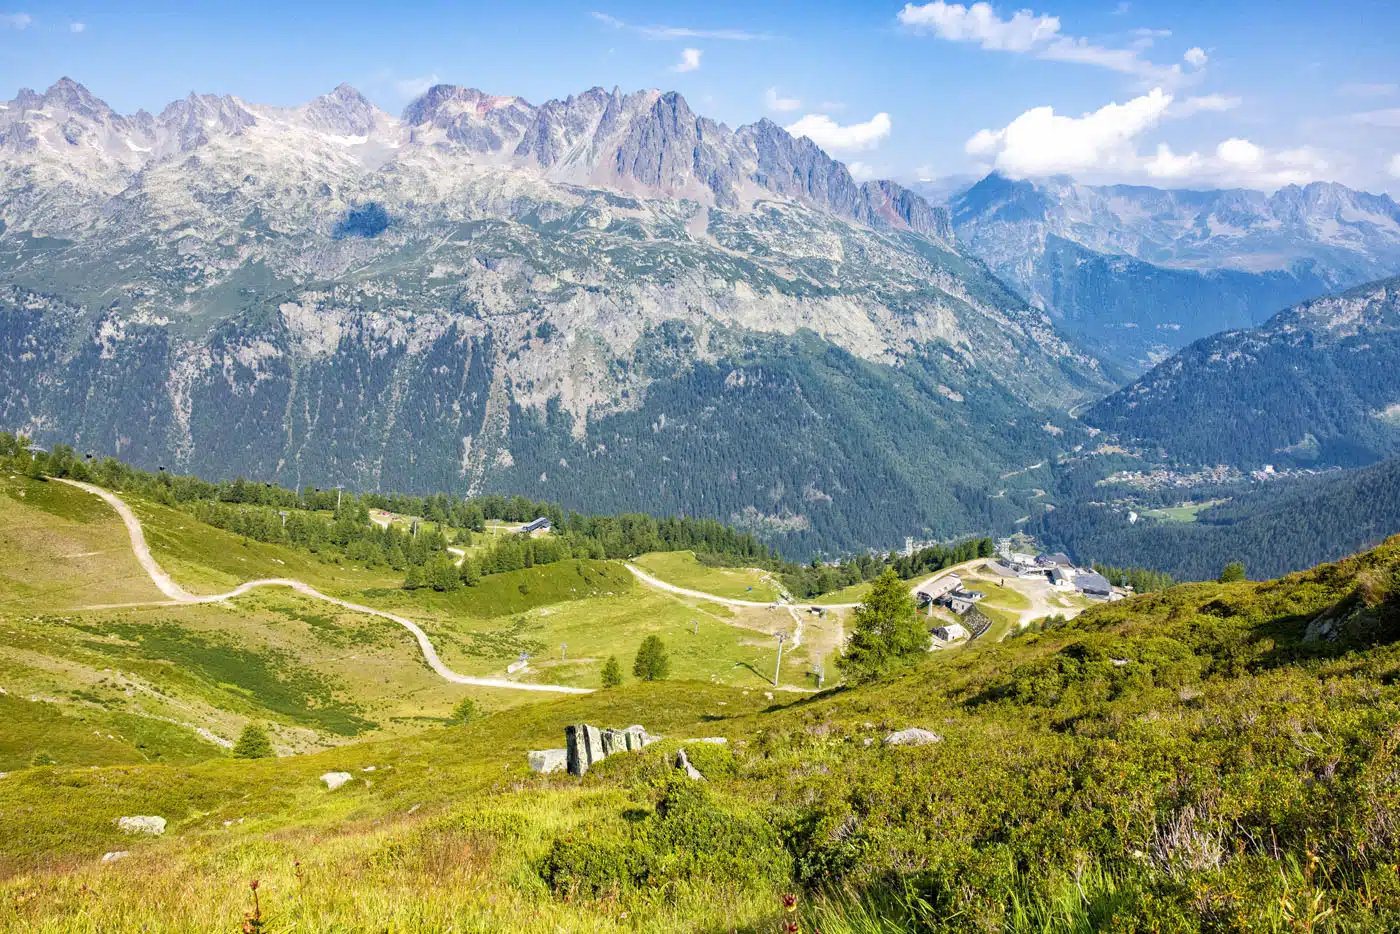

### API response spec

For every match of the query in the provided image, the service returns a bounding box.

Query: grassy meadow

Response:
[2,535,1400,930]
[7,464,1400,930]
[631,550,782,601]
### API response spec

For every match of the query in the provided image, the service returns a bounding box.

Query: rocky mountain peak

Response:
[42,77,113,120]
[302,83,384,137]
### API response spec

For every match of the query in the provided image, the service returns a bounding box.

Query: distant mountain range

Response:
[1084,275,1400,467]
[0,79,1106,554]
[946,173,1400,371]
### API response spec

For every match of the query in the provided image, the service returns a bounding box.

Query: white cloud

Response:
[847,161,879,181]
[1183,46,1208,68]
[1216,137,1261,167]
[671,48,702,72]
[1338,82,1396,98]
[69,21,85,33]
[898,0,1059,51]
[1389,154,1400,178]
[590,11,771,41]
[1,11,32,28]
[786,112,892,153]
[1143,143,1203,179]
[1170,94,1241,117]
[764,87,801,112]
[394,73,440,99]
[897,1,1188,85]
[964,88,1173,175]
[967,89,1324,188]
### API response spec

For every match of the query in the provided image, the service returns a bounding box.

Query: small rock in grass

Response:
[528,749,567,774]
[362,765,376,771]
[675,748,704,781]
[320,771,353,791]
[101,851,129,863]
[115,815,166,835]
[882,728,942,747]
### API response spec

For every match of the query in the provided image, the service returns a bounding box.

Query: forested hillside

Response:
[1084,275,1400,468]
[1032,454,1400,580]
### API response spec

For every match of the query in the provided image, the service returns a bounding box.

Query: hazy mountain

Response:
[1082,275,1400,467]
[951,173,1400,371]
[0,79,1107,554]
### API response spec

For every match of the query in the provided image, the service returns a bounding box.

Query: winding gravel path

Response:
[57,479,591,695]
[624,560,988,611]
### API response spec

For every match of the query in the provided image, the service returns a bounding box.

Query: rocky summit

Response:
[0,79,1107,553]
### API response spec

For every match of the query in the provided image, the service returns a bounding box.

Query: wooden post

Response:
[773,633,787,686]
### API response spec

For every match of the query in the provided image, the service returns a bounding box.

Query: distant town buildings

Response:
[993,537,1126,601]
[916,574,987,616]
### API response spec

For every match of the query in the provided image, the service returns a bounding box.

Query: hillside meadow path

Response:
[56,479,591,695]
[624,559,988,612]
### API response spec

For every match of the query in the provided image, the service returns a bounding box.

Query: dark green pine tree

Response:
[836,568,925,684]
[632,636,670,682]
[1219,561,1247,583]
[601,655,623,688]
[232,723,273,759]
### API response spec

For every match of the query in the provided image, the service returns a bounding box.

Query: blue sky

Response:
[3,0,1399,191]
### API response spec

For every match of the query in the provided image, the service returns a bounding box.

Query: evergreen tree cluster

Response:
[0,435,781,589]
[1090,562,1176,594]
[781,537,994,599]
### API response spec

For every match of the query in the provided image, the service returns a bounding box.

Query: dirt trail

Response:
[625,559,989,612]
[57,479,591,695]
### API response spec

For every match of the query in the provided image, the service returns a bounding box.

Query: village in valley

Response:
[913,535,1126,647]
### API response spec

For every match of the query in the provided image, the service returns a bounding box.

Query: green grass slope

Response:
[0,476,830,769]
[3,536,1399,930]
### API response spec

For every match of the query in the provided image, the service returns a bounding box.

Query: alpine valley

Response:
[0,79,1109,554]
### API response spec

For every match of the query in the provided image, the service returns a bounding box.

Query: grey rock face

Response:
[564,723,655,775]
[320,771,353,790]
[528,748,568,773]
[0,79,1111,556]
[883,728,943,747]
[302,84,384,137]
[565,724,588,776]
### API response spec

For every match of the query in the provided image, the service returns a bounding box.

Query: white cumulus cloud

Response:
[1216,137,1261,167]
[764,87,801,112]
[964,88,1173,175]
[1183,46,1208,68]
[898,1,1187,85]
[967,90,1325,188]
[1,11,32,28]
[1389,154,1400,178]
[898,0,1059,51]
[671,48,702,72]
[785,112,892,152]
